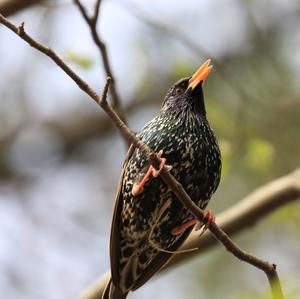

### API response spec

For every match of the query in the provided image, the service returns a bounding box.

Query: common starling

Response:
[103,59,222,299]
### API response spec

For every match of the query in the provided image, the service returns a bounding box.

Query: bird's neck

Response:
[161,102,206,119]
[159,106,207,129]
[161,96,206,118]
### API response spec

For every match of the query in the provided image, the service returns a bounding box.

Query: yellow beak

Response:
[188,59,213,90]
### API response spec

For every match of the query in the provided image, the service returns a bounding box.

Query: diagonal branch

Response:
[73,0,126,123]
[0,14,285,299]
[77,168,300,299]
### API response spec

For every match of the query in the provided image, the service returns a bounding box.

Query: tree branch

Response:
[0,13,287,299]
[0,0,45,16]
[77,168,300,299]
[73,0,126,124]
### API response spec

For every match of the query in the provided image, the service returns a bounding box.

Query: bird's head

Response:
[161,59,213,117]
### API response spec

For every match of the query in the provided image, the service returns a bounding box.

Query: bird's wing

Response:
[109,144,193,293]
[110,144,135,287]
[131,226,192,291]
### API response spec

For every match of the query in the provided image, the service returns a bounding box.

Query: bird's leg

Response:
[171,209,215,236]
[132,150,172,196]
[171,218,199,236]
[196,209,215,237]
[201,209,215,230]
[151,150,173,177]
[132,166,153,196]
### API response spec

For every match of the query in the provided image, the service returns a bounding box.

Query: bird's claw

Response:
[197,209,215,237]
[202,209,215,230]
[151,150,172,177]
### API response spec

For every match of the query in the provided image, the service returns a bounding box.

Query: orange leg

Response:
[171,218,199,236]
[132,150,172,196]
[202,209,215,230]
[132,166,153,196]
[171,210,215,236]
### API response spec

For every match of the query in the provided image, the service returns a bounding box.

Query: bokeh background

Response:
[0,0,300,298]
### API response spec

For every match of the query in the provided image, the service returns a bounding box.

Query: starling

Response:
[103,59,222,299]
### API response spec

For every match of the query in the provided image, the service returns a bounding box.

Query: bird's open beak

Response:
[188,59,213,90]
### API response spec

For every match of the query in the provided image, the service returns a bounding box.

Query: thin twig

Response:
[92,0,101,24]
[0,14,285,299]
[73,0,90,24]
[73,0,126,123]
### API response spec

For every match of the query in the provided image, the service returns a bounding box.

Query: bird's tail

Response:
[102,278,128,299]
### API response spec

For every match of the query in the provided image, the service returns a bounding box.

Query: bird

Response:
[103,59,222,299]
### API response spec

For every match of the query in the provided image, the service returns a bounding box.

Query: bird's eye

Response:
[175,87,183,95]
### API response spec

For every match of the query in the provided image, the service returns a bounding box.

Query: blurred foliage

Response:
[232,279,300,299]
[64,50,94,70]
[245,137,275,173]
[0,1,299,299]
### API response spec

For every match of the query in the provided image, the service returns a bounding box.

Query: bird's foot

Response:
[202,209,215,230]
[151,150,173,177]
[132,150,172,196]
[171,218,199,236]
[197,209,215,237]
[170,210,215,236]
[131,166,152,196]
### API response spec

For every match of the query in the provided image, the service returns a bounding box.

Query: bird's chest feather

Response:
[120,115,221,238]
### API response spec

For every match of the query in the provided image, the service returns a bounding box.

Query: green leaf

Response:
[245,137,275,173]
[64,50,94,70]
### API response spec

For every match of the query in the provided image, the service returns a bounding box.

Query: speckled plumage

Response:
[105,74,221,299]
